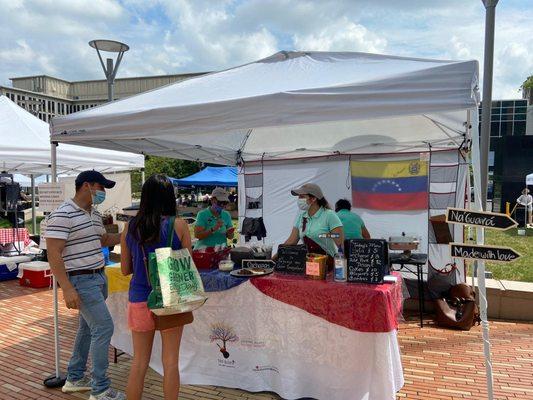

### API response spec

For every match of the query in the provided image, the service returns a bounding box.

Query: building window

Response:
[514,121,526,136]
[490,121,500,137]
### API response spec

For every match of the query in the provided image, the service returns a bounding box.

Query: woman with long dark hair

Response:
[120,174,192,400]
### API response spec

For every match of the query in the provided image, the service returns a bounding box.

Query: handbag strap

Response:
[166,216,176,248]
[140,216,177,289]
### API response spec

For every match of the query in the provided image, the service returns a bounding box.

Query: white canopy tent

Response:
[1,95,144,176]
[527,173,533,186]
[49,51,493,397]
[0,95,144,233]
[51,51,478,163]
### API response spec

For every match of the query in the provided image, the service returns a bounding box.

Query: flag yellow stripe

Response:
[350,160,428,178]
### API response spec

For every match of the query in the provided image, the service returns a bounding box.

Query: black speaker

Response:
[5,183,20,211]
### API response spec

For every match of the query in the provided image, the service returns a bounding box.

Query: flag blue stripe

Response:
[352,176,427,194]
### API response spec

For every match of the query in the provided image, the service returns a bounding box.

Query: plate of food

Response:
[230,267,274,277]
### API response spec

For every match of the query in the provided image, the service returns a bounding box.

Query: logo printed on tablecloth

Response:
[253,365,279,373]
[210,322,239,360]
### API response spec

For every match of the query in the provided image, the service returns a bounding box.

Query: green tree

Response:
[521,75,533,104]
[131,156,201,195]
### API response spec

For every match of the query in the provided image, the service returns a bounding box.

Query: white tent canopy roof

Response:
[51,51,479,164]
[527,173,533,186]
[0,95,144,176]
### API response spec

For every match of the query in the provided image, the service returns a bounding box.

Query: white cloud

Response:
[293,18,386,53]
[0,0,531,100]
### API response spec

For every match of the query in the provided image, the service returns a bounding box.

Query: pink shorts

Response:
[128,302,194,332]
[127,302,155,332]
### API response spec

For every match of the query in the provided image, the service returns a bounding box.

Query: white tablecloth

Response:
[107,276,403,400]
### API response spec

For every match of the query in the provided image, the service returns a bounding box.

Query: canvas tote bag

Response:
[142,217,207,316]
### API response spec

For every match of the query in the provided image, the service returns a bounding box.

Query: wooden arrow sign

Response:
[446,207,517,231]
[450,243,522,263]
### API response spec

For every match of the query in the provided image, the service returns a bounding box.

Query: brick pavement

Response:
[0,280,532,399]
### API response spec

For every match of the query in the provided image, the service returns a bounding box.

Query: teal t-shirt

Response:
[336,209,365,240]
[294,207,343,257]
[194,208,233,249]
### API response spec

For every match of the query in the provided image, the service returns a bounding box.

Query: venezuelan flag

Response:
[351,159,428,211]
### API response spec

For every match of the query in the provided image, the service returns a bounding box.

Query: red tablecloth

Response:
[0,228,30,246]
[250,272,403,333]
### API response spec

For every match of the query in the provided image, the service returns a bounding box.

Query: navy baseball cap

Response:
[75,170,116,189]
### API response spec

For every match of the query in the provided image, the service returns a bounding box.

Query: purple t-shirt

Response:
[126,217,182,303]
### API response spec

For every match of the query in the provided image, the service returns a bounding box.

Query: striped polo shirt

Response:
[44,199,106,272]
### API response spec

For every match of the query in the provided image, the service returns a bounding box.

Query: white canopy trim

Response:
[50,51,479,164]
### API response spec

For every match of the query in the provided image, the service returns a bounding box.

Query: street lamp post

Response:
[478,2,498,400]
[480,1,498,211]
[89,39,130,102]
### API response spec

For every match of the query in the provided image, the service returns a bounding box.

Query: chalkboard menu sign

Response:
[345,239,388,284]
[276,244,307,274]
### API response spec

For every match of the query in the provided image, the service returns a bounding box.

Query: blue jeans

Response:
[67,271,114,395]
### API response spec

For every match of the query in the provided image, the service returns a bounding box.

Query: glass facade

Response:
[479,99,528,138]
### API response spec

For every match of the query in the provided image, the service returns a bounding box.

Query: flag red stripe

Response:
[352,191,428,211]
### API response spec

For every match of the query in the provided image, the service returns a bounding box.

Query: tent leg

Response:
[141,168,145,185]
[43,142,66,388]
[31,174,36,235]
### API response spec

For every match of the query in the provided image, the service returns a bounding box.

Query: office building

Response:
[0,72,206,122]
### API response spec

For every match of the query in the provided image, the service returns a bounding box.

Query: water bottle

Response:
[334,247,347,282]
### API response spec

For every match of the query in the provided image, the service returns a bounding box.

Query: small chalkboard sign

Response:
[276,244,307,274]
[242,259,276,269]
[345,239,388,284]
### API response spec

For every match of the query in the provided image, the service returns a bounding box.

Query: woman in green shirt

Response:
[194,187,235,249]
[335,199,371,240]
[281,183,344,257]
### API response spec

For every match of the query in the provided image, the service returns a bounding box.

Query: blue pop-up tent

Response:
[169,166,237,187]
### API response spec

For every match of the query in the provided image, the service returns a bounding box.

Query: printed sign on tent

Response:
[38,183,65,212]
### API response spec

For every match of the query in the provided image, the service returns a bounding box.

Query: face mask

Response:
[297,198,310,211]
[213,204,223,214]
[91,190,106,205]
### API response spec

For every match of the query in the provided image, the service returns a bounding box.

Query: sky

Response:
[0,0,531,99]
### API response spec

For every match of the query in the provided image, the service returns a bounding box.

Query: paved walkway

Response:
[0,280,532,399]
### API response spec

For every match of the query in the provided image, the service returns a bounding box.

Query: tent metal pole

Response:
[51,142,60,377]
[43,141,65,388]
[31,174,36,235]
[141,168,145,185]
[466,110,475,289]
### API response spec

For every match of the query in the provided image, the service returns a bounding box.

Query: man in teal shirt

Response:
[194,187,235,249]
[335,199,371,240]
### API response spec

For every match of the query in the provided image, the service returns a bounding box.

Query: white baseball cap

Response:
[211,187,230,202]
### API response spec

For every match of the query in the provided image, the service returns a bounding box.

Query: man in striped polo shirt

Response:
[45,171,124,400]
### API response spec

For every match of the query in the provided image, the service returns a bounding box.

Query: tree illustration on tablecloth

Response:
[210,323,239,359]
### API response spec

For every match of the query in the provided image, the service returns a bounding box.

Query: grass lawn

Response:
[24,216,45,234]
[484,228,533,282]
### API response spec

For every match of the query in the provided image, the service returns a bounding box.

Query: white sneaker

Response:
[61,376,92,392]
[89,387,126,400]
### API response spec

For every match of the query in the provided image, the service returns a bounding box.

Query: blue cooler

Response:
[102,247,111,266]
[0,255,32,281]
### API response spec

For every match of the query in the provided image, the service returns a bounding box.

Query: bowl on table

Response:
[218,260,235,272]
